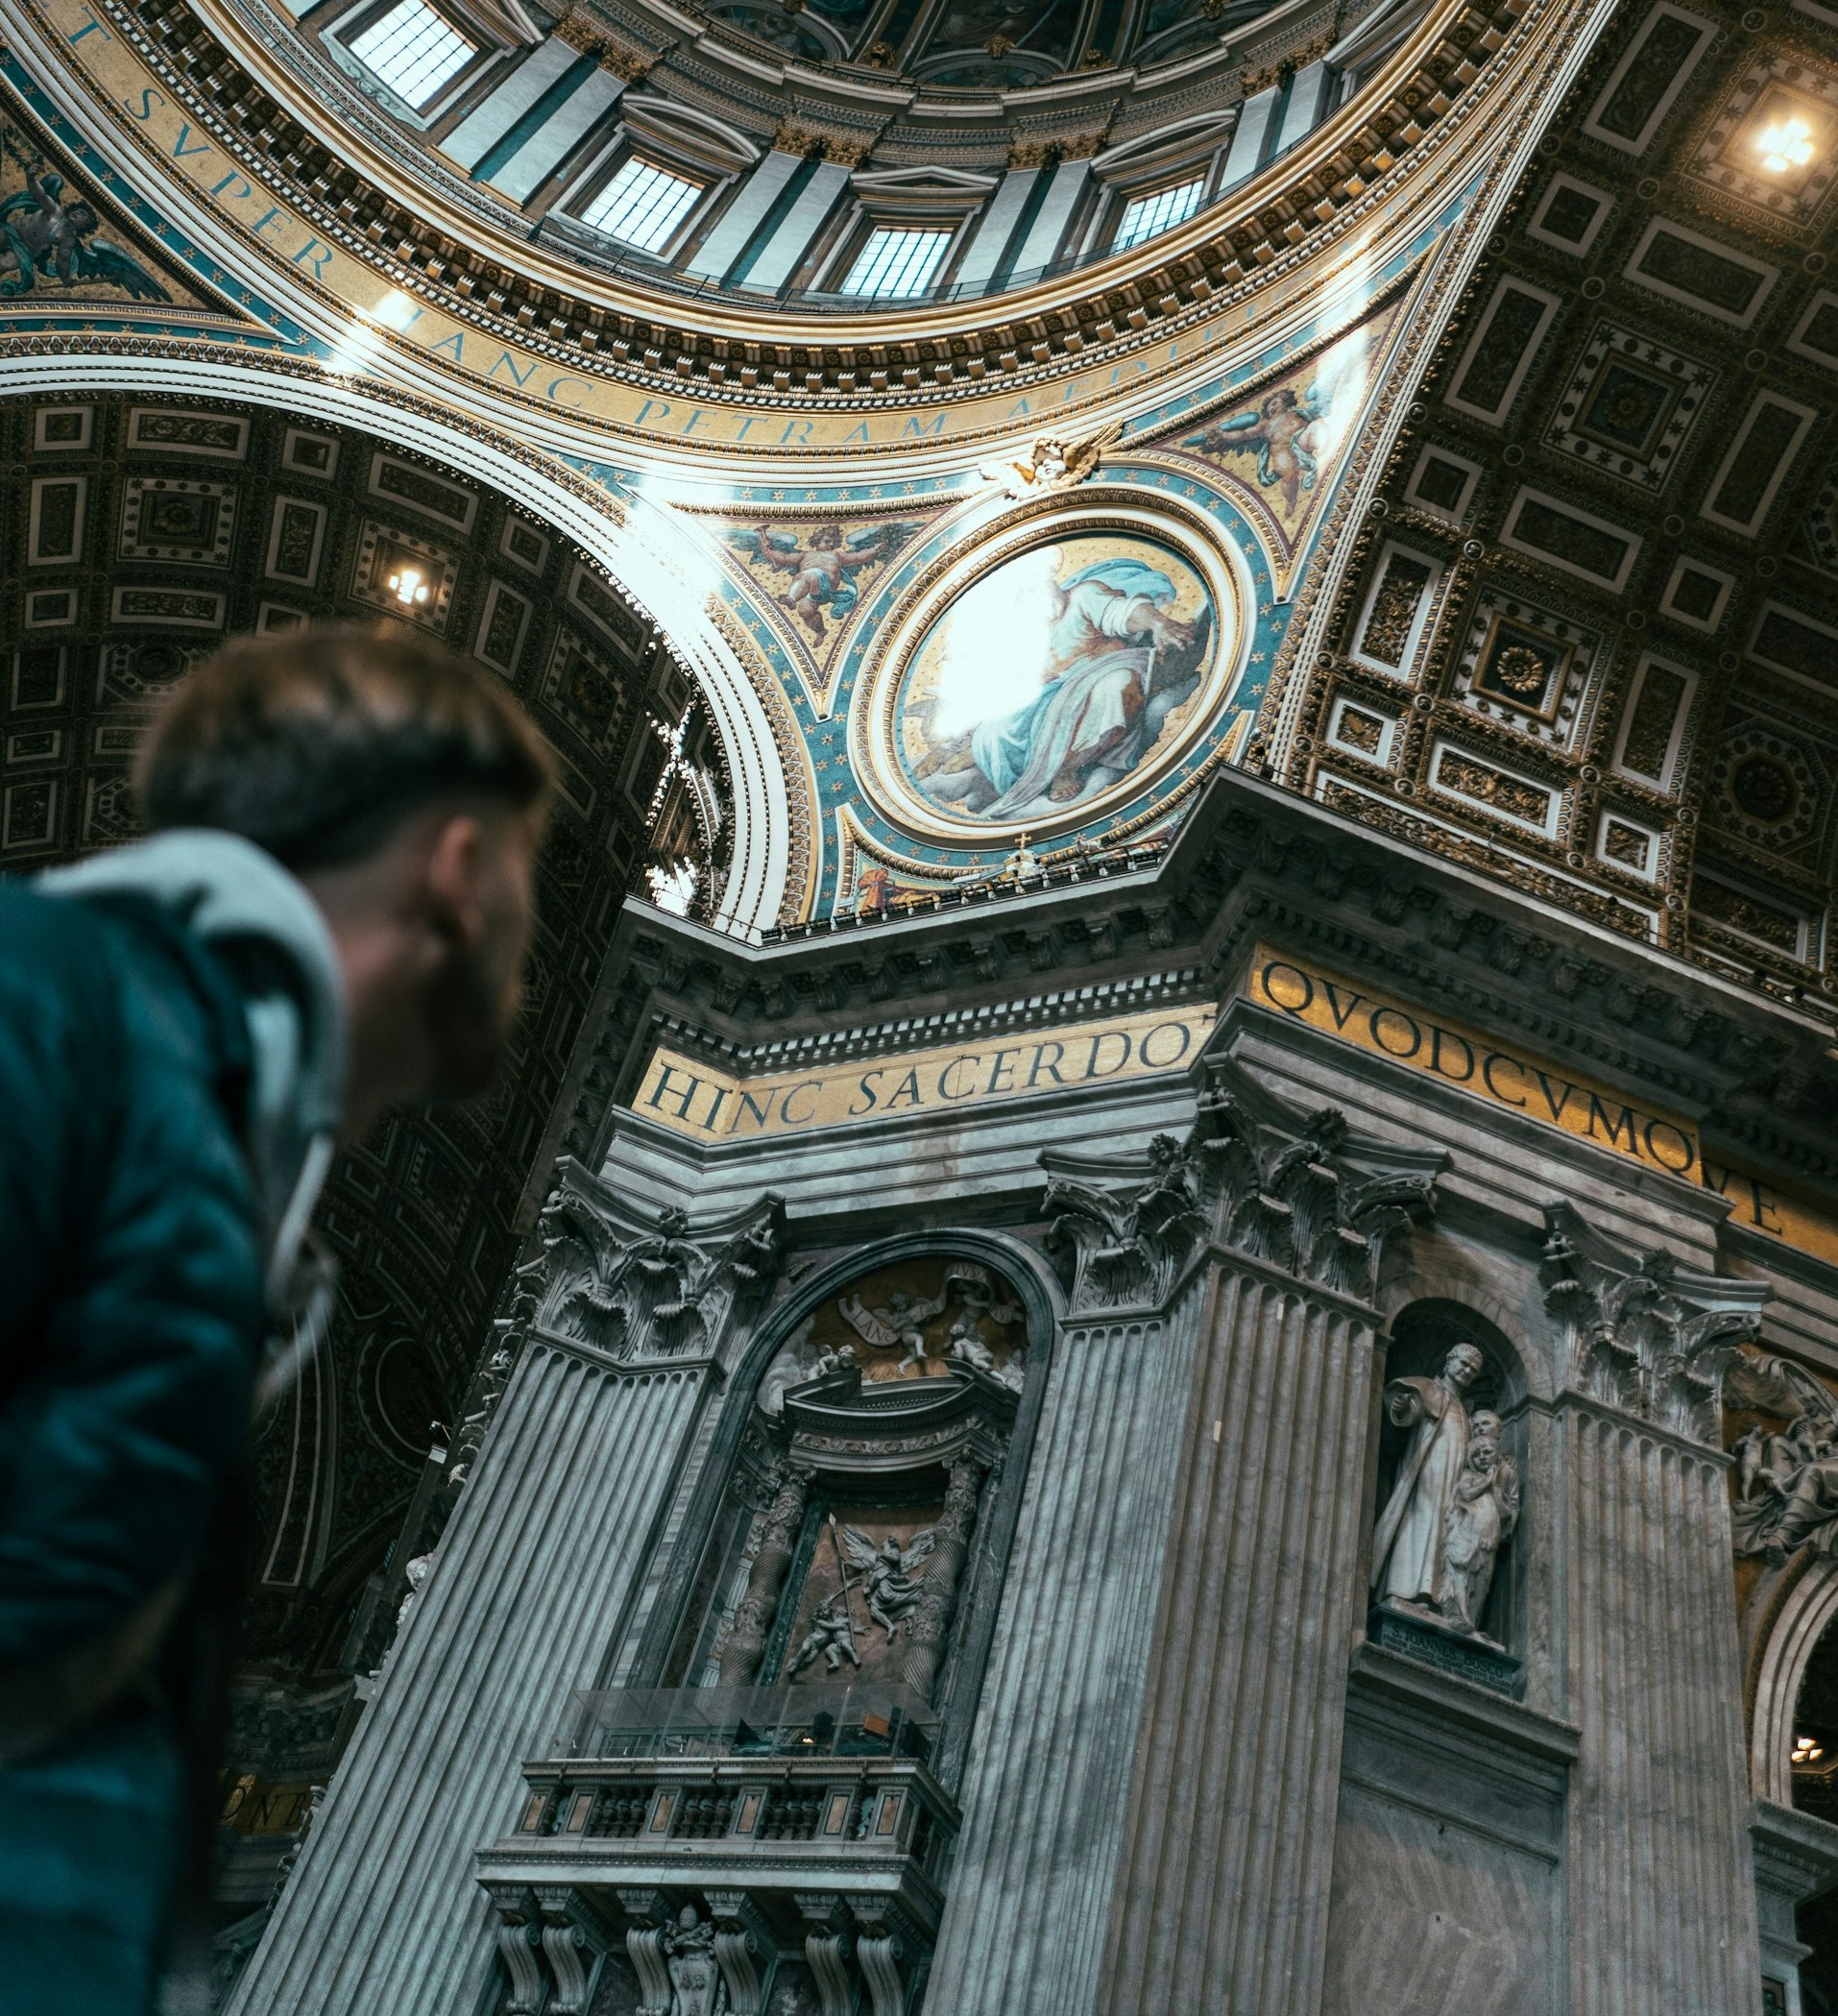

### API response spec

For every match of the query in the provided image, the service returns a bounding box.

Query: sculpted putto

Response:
[1371,1342,1517,1638]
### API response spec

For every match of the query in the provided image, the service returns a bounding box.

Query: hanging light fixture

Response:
[1792,1732,1826,1764]
[387,564,430,607]
[1755,113,1817,175]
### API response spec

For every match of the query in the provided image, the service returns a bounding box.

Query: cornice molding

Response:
[538,769,1838,1214]
[74,0,1571,434]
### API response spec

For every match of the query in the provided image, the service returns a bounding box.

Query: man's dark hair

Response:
[134,623,555,870]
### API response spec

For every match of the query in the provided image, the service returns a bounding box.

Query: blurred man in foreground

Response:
[0,624,552,2012]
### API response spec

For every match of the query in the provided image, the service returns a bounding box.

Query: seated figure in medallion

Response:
[912,556,1208,819]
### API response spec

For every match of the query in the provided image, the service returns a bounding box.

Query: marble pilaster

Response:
[1540,1205,1769,2015]
[1078,1080,1444,2014]
[922,1284,1208,2015]
[1097,1269,1381,2014]
[229,1176,783,2016]
[227,1342,714,2014]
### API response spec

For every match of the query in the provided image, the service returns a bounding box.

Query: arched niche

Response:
[1752,1556,1838,1810]
[617,1231,1059,1792]
[1373,1298,1531,1655]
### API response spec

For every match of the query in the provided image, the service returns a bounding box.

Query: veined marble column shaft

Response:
[1561,1402,1760,2014]
[229,1340,712,2016]
[924,1275,1209,2016]
[1096,1264,1376,2015]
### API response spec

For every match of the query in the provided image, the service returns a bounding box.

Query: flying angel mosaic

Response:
[726,517,921,645]
[0,134,171,303]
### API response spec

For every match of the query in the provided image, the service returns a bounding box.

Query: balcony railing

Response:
[476,1686,958,2014]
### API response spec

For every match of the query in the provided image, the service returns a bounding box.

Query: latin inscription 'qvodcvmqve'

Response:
[1247,945,1838,1264]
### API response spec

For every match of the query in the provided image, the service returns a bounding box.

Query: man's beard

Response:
[421,938,517,1100]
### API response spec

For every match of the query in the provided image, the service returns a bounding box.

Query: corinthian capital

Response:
[1042,1062,1445,1313]
[1044,1130,1210,1314]
[1193,1086,1442,1300]
[525,1160,785,1363]
[1539,1202,1767,1443]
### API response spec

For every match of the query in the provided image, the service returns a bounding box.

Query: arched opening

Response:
[0,352,791,933]
[1750,1565,1838,2013]
[0,373,751,1945]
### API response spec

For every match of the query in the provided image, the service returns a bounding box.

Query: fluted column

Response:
[1560,1402,1758,2012]
[1538,1204,1767,2014]
[924,1282,1210,2015]
[1095,1265,1381,2014]
[1022,1078,1440,2016]
[931,1079,1442,2016]
[228,1341,713,2014]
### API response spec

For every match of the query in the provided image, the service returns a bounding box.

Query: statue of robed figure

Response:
[1370,1341,1488,1618]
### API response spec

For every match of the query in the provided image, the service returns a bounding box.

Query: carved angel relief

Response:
[1724,1354,1838,1565]
[716,1253,1022,1700]
[760,1256,1026,1410]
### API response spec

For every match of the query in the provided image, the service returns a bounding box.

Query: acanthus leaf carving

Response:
[1194,1089,1441,1300]
[527,1160,785,1363]
[1043,1072,1443,1314]
[1043,1130,1209,1313]
[1538,1202,1767,1444]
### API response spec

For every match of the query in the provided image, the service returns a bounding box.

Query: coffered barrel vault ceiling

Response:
[1280,0,1838,1008]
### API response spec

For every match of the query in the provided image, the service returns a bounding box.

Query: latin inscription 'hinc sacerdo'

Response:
[633,1005,1216,1142]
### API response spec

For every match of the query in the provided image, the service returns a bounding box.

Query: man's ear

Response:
[421,813,488,947]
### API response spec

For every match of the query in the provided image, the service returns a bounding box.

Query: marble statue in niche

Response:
[1440,1410,1519,1633]
[1371,1341,1517,1638]
[895,535,1216,824]
[759,1255,1026,1412]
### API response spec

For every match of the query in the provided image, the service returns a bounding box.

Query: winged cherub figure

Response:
[0,165,170,303]
[839,1526,936,1640]
[727,520,918,644]
[1184,382,1329,511]
[837,1284,949,1372]
[980,421,1123,500]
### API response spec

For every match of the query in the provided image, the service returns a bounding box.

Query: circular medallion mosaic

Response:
[855,505,1249,843]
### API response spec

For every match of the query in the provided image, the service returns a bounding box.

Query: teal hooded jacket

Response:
[0,834,344,2000]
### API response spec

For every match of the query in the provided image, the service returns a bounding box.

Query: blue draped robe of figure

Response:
[969,558,1178,817]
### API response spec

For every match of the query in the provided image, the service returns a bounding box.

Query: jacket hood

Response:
[38,831,347,1310]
